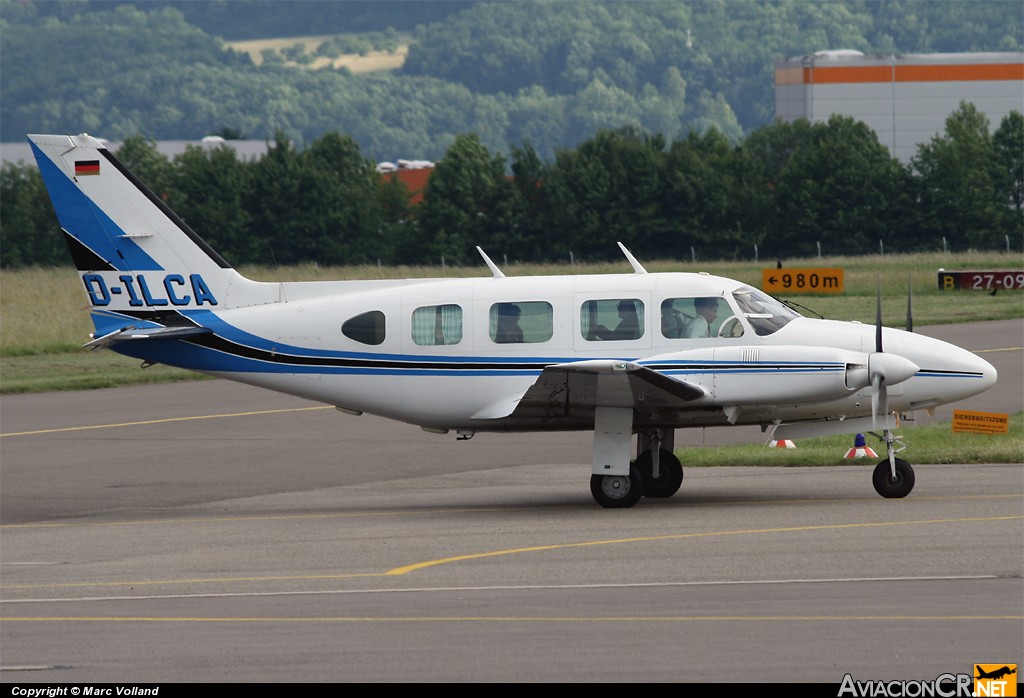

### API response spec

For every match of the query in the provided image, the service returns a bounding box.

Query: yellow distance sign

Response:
[952,410,1009,435]
[762,268,844,294]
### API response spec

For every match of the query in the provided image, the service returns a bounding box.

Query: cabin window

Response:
[731,286,800,336]
[342,310,386,345]
[661,297,741,339]
[580,298,644,341]
[489,302,553,344]
[411,304,463,345]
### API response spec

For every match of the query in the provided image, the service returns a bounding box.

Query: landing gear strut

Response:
[871,428,915,498]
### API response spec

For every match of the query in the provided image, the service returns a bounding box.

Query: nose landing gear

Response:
[871,428,915,498]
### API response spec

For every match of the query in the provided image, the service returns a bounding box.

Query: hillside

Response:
[1,0,1020,159]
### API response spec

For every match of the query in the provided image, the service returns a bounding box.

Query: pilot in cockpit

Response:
[686,297,719,338]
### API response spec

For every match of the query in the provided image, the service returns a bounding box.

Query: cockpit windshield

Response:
[731,285,801,336]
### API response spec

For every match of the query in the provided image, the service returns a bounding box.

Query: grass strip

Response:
[0,352,207,394]
[677,414,1024,466]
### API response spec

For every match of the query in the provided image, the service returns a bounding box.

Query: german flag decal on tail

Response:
[75,160,100,176]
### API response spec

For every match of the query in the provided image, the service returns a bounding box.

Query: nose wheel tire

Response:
[872,458,915,498]
[635,448,684,498]
[590,465,645,508]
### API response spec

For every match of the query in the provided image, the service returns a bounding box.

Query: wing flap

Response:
[476,360,706,421]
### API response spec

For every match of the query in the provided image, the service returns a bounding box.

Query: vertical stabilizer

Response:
[28,134,274,314]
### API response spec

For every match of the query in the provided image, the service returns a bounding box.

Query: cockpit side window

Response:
[411,304,463,345]
[581,298,644,341]
[731,286,800,336]
[661,297,741,339]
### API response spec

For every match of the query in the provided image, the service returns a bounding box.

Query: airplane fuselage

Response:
[101,271,995,432]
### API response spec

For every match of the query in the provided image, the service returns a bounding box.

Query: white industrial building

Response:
[775,51,1024,162]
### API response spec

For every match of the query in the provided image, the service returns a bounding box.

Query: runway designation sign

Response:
[952,410,1009,434]
[937,270,1024,291]
[762,268,844,294]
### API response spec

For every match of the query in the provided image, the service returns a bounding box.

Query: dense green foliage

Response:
[4,106,1021,269]
[3,1,1020,268]
[2,1,1020,156]
[1,0,473,38]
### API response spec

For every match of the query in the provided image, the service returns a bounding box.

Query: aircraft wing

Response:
[473,360,705,421]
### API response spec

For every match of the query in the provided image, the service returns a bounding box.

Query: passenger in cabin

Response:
[661,299,687,338]
[594,300,641,340]
[494,303,524,343]
[686,297,719,338]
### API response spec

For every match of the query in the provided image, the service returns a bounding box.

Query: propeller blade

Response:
[906,272,913,333]
[871,374,880,427]
[868,354,917,427]
[871,373,888,429]
[875,273,883,353]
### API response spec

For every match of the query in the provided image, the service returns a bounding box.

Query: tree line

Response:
[3,105,1021,270]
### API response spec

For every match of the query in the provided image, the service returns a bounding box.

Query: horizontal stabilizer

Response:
[84,325,212,350]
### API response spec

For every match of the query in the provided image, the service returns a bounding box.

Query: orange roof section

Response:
[382,167,433,206]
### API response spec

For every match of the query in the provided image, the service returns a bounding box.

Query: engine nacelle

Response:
[640,345,888,406]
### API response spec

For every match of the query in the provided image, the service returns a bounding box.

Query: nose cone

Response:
[899,332,998,403]
[972,352,998,395]
[942,341,998,399]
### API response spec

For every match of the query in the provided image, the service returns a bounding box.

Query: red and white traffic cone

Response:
[844,433,878,459]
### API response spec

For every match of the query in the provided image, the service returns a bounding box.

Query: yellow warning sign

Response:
[952,410,1009,434]
[762,268,844,294]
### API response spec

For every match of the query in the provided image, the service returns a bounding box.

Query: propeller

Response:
[875,274,883,353]
[906,272,913,333]
[868,273,919,427]
[873,274,885,425]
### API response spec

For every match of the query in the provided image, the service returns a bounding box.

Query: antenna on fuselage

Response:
[617,241,647,274]
[476,246,505,279]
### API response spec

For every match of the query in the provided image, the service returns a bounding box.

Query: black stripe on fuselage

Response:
[185,332,555,371]
[117,310,551,371]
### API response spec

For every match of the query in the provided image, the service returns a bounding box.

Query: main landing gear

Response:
[588,449,685,508]
[590,466,645,509]
[870,428,915,498]
[635,448,684,499]
[589,410,683,508]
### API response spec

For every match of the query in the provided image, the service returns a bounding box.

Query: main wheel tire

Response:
[635,448,683,498]
[872,458,915,498]
[590,465,645,509]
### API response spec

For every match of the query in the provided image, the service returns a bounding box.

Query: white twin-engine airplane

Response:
[29,133,997,508]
